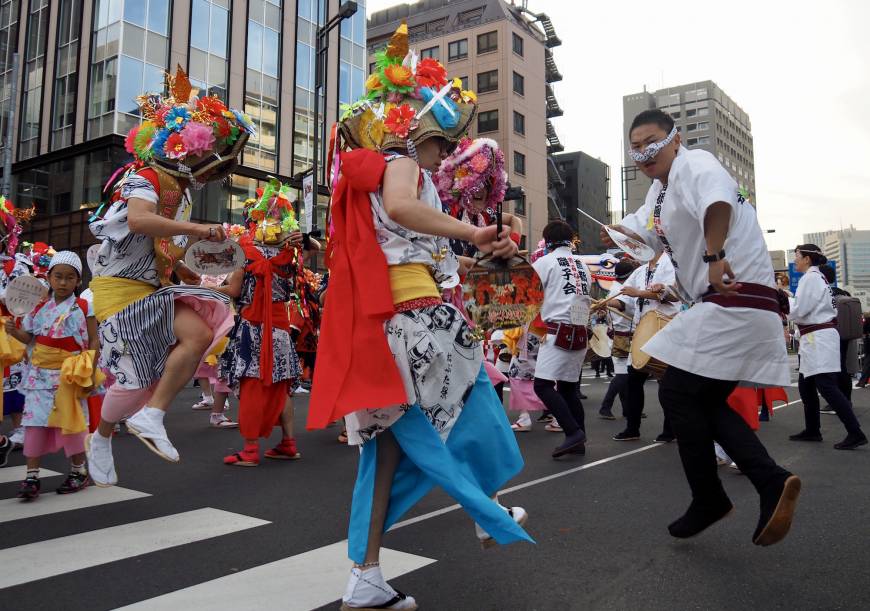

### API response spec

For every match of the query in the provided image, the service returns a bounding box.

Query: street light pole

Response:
[310,1,357,233]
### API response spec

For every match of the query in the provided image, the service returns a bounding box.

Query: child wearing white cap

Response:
[5,251,101,499]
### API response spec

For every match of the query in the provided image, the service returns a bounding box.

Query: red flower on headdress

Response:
[197,95,228,118]
[164,132,187,159]
[384,104,417,138]
[212,116,232,140]
[415,58,447,89]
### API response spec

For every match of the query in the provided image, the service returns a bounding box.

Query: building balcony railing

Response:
[545,49,562,83]
[547,156,565,188]
[537,13,562,48]
[545,84,563,118]
[546,120,564,154]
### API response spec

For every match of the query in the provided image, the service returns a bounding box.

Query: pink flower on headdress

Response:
[125,125,140,154]
[469,152,490,174]
[181,121,216,157]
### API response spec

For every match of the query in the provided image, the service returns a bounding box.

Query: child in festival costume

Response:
[5,252,102,498]
[85,66,249,486]
[307,23,532,610]
[505,319,548,432]
[0,198,36,448]
[219,183,304,466]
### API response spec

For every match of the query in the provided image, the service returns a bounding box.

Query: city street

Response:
[2,357,869,611]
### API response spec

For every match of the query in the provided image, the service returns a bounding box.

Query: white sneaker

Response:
[125,407,180,462]
[85,433,118,487]
[475,505,529,549]
[210,413,238,429]
[191,395,214,410]
[9,426,24,448]
[294,386,309,394]
[341,566,417,611]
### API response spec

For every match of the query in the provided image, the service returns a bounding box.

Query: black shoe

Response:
[833,432,869,450]
[552,430,587,458]
[0,436,11,468]
[789,430,823,442]
[536,412,552,423]
[819,405,836,415]
[607,373,614,378]
[579,392,588,400]
[613,430,640,441]
[668,498,733,538]
[856,381,867,388]
[599,408,616,420]
[17,476,40,500]
[654,433,676,443]
[595,374,601,378]
[753,474,801,546]
[641,412,648,419]
[56,472,90,494]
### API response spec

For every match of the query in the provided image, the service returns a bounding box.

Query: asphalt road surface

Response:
[3,355,869,611]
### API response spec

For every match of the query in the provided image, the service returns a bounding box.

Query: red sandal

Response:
[265,437,301,460]
[223,442,260,467]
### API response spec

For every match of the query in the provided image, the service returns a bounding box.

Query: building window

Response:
[512,32,523,56]
[697,121,709,131]
[477,30,497,54]
[513,111,525,135]
[671,111,681,119]
[458,75,469,90]
[698,136,710,144]
[512,71,524,96]
[245,0,282,172]
[448,38,468,61]
[686,108,697,117]
[514,151,526,175]
[687,137,698,146]
[514,194,526,216]
[52,0,83,150]
[477,109,498,133]
[687,123,698,132]
[0,0,20,148]
[477,69,498,93]
[697,106,709,116]
[19,0,50,160]
[420,46,440,61]
[189,0,230,102]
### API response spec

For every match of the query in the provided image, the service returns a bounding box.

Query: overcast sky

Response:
[366,0,870,252]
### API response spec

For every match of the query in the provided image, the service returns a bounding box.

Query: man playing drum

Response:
[602,109,800,546]
[611,251,679,442]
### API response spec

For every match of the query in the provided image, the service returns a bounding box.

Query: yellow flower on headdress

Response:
[461,90,477,103]
[365,73,384,92]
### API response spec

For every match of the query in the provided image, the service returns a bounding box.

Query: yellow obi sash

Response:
[388,263,440,305]
[90,276,157,322]
[31,344,106,435]
[0,322,26,415]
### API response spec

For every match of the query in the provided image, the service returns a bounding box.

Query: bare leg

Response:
[361,430,402,565]
[149,303,214,411]
[198,378,213,399]
[25,456,40,470]
[211,391,228,415]
[11,412,22,428]
[279,396,295,438]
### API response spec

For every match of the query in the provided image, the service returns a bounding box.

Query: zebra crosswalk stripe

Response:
[0,485,150,525]
[0,466,62,484]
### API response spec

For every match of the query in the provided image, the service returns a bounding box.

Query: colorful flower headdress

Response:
[339,22,477,154]
[124,65,255,181]
[244,177,300,245]
[434,138,507,216]
[21,241,55,276]
[0,196,35,257]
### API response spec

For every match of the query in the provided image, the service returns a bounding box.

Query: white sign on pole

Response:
[302,173,314,234]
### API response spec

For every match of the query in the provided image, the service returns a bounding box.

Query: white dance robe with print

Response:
[620,147,789,386]
[606,280,631,375]
[788,266,840,377]
[532,246,593,382]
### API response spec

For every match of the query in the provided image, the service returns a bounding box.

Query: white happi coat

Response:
[788,267,840,377]
[606,279,632,375]
[620,147,789,386]
[532,246,593,381]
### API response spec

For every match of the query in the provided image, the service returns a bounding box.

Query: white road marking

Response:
[0,485,150,525]
[1,508,269,589]
[115,541,435,611]
[0,466,61,484]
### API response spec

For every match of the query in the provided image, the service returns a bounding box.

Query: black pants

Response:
[494,382,505,404]
[861,337,870,383]
[659,367,789,505]
[625,366,673,437]
[601,373,628,413]
[838,339,852,401]
[534,378,584,436]
[798,372,862,436]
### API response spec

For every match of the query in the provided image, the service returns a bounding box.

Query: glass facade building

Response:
[1,0,359,266]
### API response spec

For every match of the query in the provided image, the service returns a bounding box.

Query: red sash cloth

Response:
[727,386,789,430]
[307,149,406,430]
[239,236,296,386]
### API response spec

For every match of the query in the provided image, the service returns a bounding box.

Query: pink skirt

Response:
[23,426,87,458]
[508,379,546,412]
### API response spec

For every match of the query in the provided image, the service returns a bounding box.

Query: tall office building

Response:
[804,226,870,294]
[551,150,610,254]
[0,0,366,261]
[621,80,755,216]
[367,0,564,248]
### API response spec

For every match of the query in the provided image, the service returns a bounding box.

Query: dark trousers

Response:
[861,337,870,383]
[625,366,673,437]
[534,378,584,436]
[659,367,789,505]
[601,373,628,413]
[798,372,862,436]
[593,358,614,375]
[838,339,852,401]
